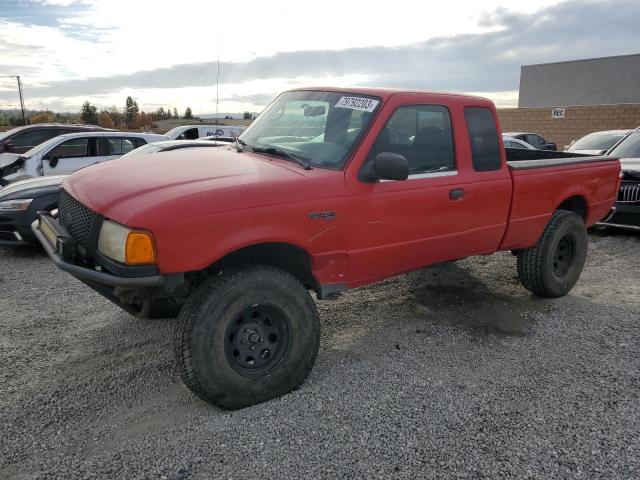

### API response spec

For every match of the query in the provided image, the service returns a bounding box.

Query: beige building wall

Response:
[497,104,640,150]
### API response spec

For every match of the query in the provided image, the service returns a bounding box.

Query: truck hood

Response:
[63,147,322,224]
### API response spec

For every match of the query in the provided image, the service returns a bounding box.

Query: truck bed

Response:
[505,148,619,170]
[500,148,621,251]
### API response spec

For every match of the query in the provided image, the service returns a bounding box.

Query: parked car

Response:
[0,141,231,246]
[33,87,620,409]
[502,135,536,150]
[0,131,167,185]
[565,130,631,155]
[596,129,640,230]
[503,132,557,150]
[0,175,65,245]
[0,124,113,154]
[120,140,232,158]
[166,125,246,141]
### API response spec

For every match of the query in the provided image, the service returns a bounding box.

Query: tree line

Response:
[79,97,195,129]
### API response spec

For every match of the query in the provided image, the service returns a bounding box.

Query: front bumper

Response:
[32,214,166,288]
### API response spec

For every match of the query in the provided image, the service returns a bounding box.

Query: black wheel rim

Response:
[224,304,291,378]
[552,235,575,277]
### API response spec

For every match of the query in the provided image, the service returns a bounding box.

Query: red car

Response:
[33,87,621,408]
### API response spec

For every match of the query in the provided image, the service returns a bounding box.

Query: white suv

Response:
[0,131,167,184]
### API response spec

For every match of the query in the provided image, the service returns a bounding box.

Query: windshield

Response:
[0,131,8,141]
[165,127,186,138]
[569,132,627,151]
[238,90,381,169]
[609,132,640,158]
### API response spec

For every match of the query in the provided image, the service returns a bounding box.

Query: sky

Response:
[0,0,639,115]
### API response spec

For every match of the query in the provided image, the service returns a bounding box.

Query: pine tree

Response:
[173,107,179,119]
[80,101,98,125]
[184,107,193,120]
[124,96,139,125]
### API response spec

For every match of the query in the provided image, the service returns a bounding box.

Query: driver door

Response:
[42,137,105,175]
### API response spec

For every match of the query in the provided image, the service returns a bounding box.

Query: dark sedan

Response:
[0,123,112,154]
[597,129,640,231]
[0,175,65,245]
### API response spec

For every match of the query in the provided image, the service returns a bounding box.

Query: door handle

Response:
[449,188,464,200]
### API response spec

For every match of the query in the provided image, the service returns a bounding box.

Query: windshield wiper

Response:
[250,146,313,170]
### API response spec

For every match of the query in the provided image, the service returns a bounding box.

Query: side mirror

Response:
[372,152,409,181]
[4,140,15,152]
[48,156,59,168]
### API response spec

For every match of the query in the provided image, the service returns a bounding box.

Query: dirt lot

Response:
[1,231,639,479]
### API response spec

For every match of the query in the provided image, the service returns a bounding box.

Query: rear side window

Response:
[464,107,501,172]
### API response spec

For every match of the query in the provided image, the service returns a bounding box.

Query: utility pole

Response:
[16,76,27,125]
[1,75,27,125]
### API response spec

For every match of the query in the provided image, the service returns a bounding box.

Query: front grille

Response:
[618,182,640,203]
[59,189,96,248]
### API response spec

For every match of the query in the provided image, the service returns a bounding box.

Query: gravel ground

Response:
[1,231,639,479]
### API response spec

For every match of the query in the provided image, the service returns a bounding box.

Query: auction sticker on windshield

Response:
[335,96,379,112]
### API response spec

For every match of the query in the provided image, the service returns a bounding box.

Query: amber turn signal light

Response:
[125,231,156,265]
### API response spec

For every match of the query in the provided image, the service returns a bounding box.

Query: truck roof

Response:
[290,86,490,102]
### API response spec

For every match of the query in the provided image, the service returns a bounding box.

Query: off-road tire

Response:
[174,265,320,409]
[517,210,588,298]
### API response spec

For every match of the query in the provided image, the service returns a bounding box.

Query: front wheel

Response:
[517,210,588,298]
[174,265,320,409]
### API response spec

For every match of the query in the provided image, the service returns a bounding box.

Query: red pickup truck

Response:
[33,87,621,409]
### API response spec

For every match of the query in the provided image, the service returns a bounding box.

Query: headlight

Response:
[0,198,33,212]
[98,219,156,265]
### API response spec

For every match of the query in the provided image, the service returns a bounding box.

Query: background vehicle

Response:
[565,130,631,155]
[165,125,246,140]
[0,131,167,185]
[597,129,640,230]
[1,141,228,245]
[34,87,620,410]
[502,135,536,149]
[119,139,232,158]
[503,131,557,150]
[0,124,113,154]
[0,175,64,245]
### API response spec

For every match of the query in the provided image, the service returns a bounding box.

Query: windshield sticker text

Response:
[335,96,379,112]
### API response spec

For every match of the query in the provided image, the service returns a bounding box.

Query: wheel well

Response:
[557,195,587,220]
[204,243,317,290]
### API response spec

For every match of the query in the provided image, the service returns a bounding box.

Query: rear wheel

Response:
[174,265,320,409]
[517,210,588,298]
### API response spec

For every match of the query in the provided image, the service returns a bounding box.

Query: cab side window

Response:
[464,107,501,172]
[368,105,455,175]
